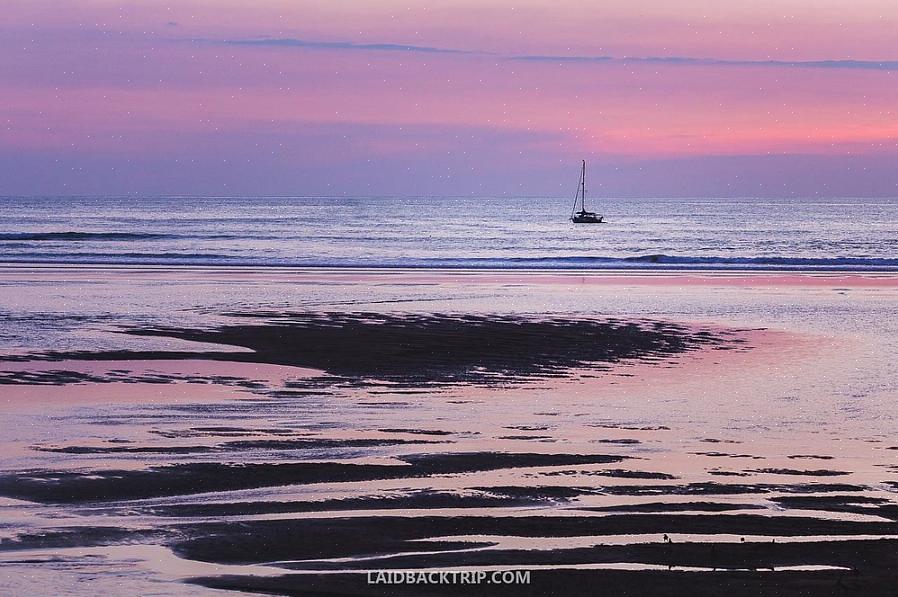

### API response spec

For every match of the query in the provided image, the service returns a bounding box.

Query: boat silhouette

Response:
[570,160,604,224]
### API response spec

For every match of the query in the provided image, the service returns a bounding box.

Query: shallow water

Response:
[1,268,897,594]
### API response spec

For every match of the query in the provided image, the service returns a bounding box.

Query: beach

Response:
[5,0,898,592]
[1,265,897,595]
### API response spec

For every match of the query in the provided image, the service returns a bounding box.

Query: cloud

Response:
[212,37,473,55]
[204,37,898,71]
[513,55,898,71]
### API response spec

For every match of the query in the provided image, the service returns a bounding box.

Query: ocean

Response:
[2,197,898,594]
[1,196,896,269]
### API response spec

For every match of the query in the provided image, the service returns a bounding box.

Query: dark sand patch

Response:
[0,526,167,552]
[150,426,295,438]
[32,445,218,455]
[746,469,851,477]
[481,482,867,499]
[583,501,768,513]
[146,489,559,518]
[0,368,268,388]
[32,437,447,455]
[171,516,898,565]
[377,428,455,436]
[772,495,898,520]
[220,438,447,450]
[3,312,737,385]
[538,469,677,480]
[0,452,624,503]
[276,538,898,572]
[111,481,880,528]
[189,568,898,597]
[693,452,765,460]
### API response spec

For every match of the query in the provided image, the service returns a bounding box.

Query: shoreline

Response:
[2,263,898,287]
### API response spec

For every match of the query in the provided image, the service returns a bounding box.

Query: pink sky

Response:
[1,0,897,196]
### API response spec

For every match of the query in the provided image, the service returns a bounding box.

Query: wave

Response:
[401,255,898,270]
[0,252,231,262]
[0,232,172,242]
[620,254,898,267]
[0,253,896,270]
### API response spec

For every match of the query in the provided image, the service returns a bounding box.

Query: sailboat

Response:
[570,160,604,224]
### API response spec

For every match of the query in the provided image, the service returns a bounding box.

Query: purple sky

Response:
[2,1,897,197]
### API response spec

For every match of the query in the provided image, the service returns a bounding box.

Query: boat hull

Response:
[571,212,604,224]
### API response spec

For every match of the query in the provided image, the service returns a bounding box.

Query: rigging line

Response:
[570,161,583,218]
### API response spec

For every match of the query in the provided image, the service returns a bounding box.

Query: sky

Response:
[1,0,897,197]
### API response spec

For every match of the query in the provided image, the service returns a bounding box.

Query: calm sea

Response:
[0,196,896,270]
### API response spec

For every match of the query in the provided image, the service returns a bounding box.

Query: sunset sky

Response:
[2,1,897,196]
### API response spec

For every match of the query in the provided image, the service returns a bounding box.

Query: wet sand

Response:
[1,267,897,595]
[0,312,735,384]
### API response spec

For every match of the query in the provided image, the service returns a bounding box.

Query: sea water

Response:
[0,196,895,269]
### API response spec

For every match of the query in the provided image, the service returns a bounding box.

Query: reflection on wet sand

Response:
[1,270,897,595]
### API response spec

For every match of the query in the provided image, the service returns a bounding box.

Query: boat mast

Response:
[580,160,586,212]
[570,160,589,219]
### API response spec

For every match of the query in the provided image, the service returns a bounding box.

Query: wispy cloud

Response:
[206,37,898,71]
[513,55,898,71]
[212,37,472,55]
